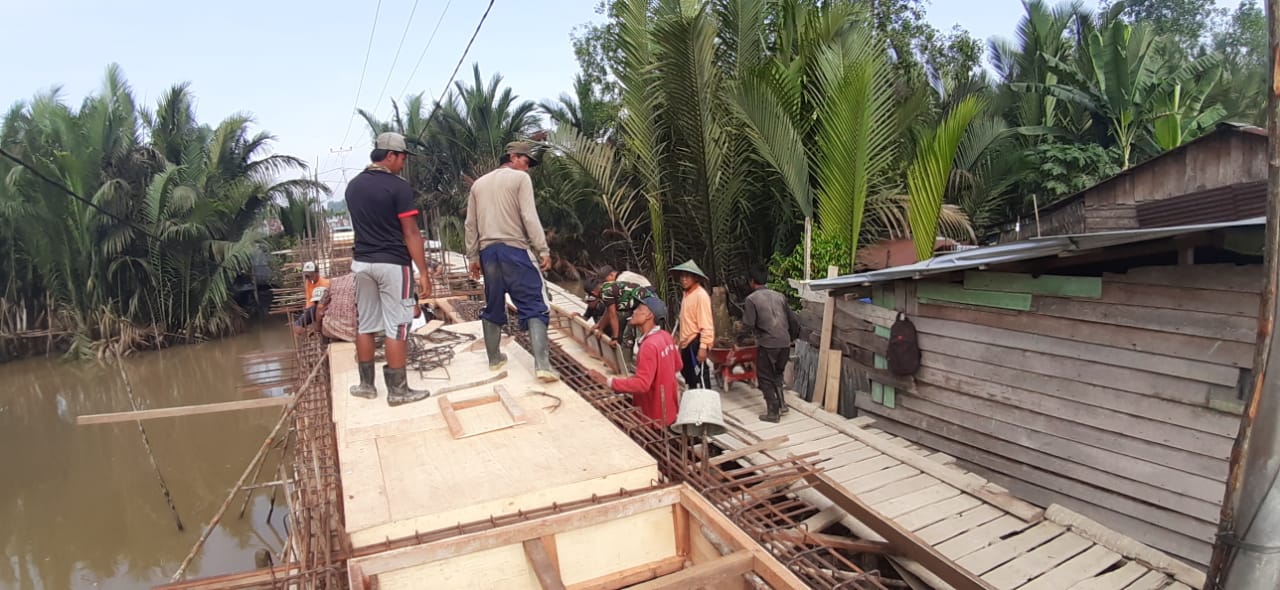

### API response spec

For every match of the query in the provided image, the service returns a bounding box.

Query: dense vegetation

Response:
[366,0,1264,296]
[0,66,322,359]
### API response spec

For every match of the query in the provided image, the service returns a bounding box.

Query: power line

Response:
[413,0,497,143]
[337,0,386,153]
[369,0,422,118]
[397,0,454,98]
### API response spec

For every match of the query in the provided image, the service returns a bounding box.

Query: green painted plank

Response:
[871,382,884,403]
[871,285,896,310]
[917,282,1033,311]
[964,271,1101,298]
[874,325,890,339]
[883,387,896,409]
[1224,228,1264,256]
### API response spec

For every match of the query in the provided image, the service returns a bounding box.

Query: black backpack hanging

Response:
[887,312,921,376]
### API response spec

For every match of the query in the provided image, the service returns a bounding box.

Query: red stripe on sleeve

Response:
[397,210,419,218]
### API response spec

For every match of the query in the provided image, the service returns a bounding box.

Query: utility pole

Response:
[1204,1,1280,588]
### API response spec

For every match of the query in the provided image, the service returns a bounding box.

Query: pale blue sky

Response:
[0,0,1240,198]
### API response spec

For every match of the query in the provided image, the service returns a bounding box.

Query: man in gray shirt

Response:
[743,267,800,423]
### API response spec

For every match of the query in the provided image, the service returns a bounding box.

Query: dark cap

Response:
[639,296,667,322]
[505,141,540,166]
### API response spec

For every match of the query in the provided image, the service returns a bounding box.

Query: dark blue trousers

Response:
[480,244,549,330]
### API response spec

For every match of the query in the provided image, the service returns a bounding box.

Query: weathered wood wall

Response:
[798,263,1261,568]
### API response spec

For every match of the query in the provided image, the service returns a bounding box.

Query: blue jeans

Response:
[479,244,549,330]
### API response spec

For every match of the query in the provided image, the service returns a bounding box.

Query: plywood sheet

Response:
[330,321,660,547]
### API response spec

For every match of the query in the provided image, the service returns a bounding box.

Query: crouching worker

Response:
[592,297,682,427]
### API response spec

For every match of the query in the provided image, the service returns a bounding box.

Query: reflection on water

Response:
[1,322,295,590]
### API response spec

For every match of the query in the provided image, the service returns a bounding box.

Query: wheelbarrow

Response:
[706,345,758,392]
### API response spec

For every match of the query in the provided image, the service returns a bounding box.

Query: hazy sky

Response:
[0,0,1242,199]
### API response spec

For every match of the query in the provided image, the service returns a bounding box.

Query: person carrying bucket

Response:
[670,260,715,389]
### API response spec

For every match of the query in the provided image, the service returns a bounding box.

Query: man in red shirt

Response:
[592,297,683,427]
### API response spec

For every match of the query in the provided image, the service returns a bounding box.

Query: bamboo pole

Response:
[169,358,326,582]
[115,356,184,532]
[1205,2,1280,587]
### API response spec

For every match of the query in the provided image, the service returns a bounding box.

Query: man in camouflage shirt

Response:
[588,279,658,345]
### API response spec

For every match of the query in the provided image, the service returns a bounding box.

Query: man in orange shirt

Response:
[293,261,330,335]
[670,260,714,389]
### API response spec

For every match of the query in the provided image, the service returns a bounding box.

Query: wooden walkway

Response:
[537,281,1207,590]
[712,385,1206,590]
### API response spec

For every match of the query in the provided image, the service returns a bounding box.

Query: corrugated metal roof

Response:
[809,216,1266,291]
[1136,181,1266,228]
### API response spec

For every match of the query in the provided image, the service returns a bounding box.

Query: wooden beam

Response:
[76,395,291,425]
[676,486,810,589]
[805,473,999,590]
[357,486,682,576]
[785,391,1044,522]
[813,266,839,409]
[673,505,691,558]
[523,537,567,590]
[771,529,893,554]
[627,551,753,590]
[564,556,686,590]
[709,436,788,466]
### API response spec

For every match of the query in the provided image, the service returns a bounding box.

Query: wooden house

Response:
[997,123,1267,242]
[799,217,1266,569]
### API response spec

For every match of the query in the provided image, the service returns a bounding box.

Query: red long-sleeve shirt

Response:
[610,327,683,426]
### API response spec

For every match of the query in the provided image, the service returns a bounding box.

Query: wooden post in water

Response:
[1205,1,1280,587]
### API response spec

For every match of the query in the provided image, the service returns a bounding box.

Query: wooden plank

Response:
[76,395,291,425]
[1103,263,1262,293]
[1099,281,1260,317]
[495,385,529,424]
[436,396,466,439]
[451,394,501,411]
[864,409,1220,562]
[1044,504,1207,589]
[916,331,1233,407]
[565,556,686,590]
[1020,545,1124,590]
[773,530,892,554]
[908,380,1228,481]
[627,551,752,590]
[912,363,1234,462]
[785,393,1045,522]
[880,394,1226,504]
[812,267,839,410]
[964,271,1101,298]
[824,350,842,413]
[855,398,1225,523]
[844,464,921,495]
[895,494,984,532]
[1119,570,1173,590]
[1064,560,1148,590]
[913,313,1241,387]
[859,473,937,506]
[675,486,810,590]
[918,282,1033,311]
[356,486,681,575]
[843,299,898,328]
[710,436,788,466]
[933,514,1031,557]
[1035,296,1257,343]
[827,455,900,483]
[983,531,1092,589]
[873,484,962,519]
[957,521,1066,575]
[917,301,1254,369]
[805,474,999,590]
[523,537,567,590]
[672,505,690,559]
[919,349,1240,439]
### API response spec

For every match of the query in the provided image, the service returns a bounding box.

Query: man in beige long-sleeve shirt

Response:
[465,141,559,382]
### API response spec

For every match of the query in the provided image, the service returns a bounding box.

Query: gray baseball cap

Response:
[375,132,413,154]
[639,296,667,322]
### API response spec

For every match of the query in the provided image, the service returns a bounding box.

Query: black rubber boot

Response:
[385,366,430,406]
[759,389,781,423]
[482,319,507,370]
[529,318,560,382]
[350,361,377,399]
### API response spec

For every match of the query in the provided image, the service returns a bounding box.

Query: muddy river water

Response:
[1,322,295,590]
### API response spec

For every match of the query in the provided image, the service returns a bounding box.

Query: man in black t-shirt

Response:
[344,132,432,406]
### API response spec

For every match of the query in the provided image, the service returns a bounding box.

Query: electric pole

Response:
[1204,1,1280,588]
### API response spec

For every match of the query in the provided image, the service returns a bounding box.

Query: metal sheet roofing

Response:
[809,216,1265,291]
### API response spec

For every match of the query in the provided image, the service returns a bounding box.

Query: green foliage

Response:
[0,65,319,358]
[1021,141,1120,203]
[766,232,851,306]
